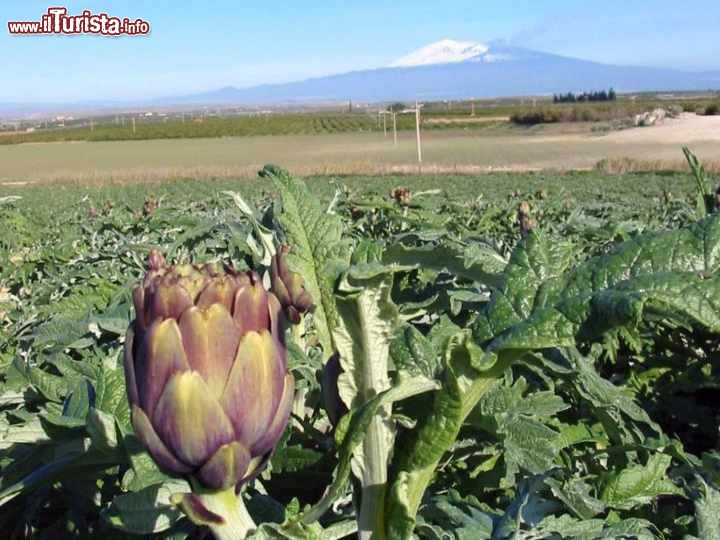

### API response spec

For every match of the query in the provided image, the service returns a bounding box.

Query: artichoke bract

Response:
[124,250,295,490]
[270,245,315,324]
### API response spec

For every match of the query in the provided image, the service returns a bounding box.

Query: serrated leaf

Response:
[95,365,132,430]
[264,165,350,354]
[271,445,324,474]
[691,479,720,540]
[475,214,720,346]
[385,332,511,540]
[601,453,682,509]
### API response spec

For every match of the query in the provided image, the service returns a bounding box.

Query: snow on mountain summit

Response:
[389,39,494,67]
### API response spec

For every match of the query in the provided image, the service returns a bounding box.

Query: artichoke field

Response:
[1,155,720,539]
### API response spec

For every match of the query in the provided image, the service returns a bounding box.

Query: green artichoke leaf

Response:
[688,478,720,540]
[415,490,494,540]
[0,415,50,449]
[0,439,119,507]
[85,407,117,452]
[102,479,190,534]
[544,477,606,520]
[31,313,95,352]
[486,271,720,358]
[471,377,569,486]
[332,262,411,536]
[334,263,402,409]
[600,453,683,510]
[263,165,351,355]
[93,364,132,431]
[224,190,277,266]
[300,376,439,525]
[382,240,506,289]
[536,514,656,540]
[247,520,358,540]
[472,230,576,344]
[390,324,440,380]
[683,146,715,219]
[473,213,720,345]
[384,332,511,540]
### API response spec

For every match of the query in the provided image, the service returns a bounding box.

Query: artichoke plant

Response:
[270,245,315,324]
[124,250,297,537]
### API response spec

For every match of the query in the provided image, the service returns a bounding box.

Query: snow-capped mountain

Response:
[389,39,492,67]
[174,41,719,105]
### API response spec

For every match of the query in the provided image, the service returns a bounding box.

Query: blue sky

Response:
[2,0,719,102]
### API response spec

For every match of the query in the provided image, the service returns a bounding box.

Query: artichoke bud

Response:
[517,201,536,236]
[124,251,294,491]
[270,245,315,324]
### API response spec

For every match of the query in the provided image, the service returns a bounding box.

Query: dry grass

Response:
[595,156,720,175]
[0,162,550,188]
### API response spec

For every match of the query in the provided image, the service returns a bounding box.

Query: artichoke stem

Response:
[199,487,256,540]
[357,414,389,540]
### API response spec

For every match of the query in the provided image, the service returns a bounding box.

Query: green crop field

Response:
[3,161,720,538]
[0,112,503,146]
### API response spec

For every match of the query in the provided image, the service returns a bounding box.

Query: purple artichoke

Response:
[124,250,295,490]
[270,245,315,324]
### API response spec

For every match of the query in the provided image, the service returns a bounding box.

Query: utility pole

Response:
[392,112,397,146]
[415,100,422,164]
[383,112,387,137]
[132,117,136,135]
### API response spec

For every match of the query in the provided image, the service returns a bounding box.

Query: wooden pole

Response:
[392,112,397,146]
[132,117,136,135]
[383,112,387,137]
[471,100,475,116]
[415,101,422,164]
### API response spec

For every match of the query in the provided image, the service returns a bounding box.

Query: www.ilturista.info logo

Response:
[8,7,150,36]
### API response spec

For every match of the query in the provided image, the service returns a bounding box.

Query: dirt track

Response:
[1,113,719,185]
[606,113,720,144]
